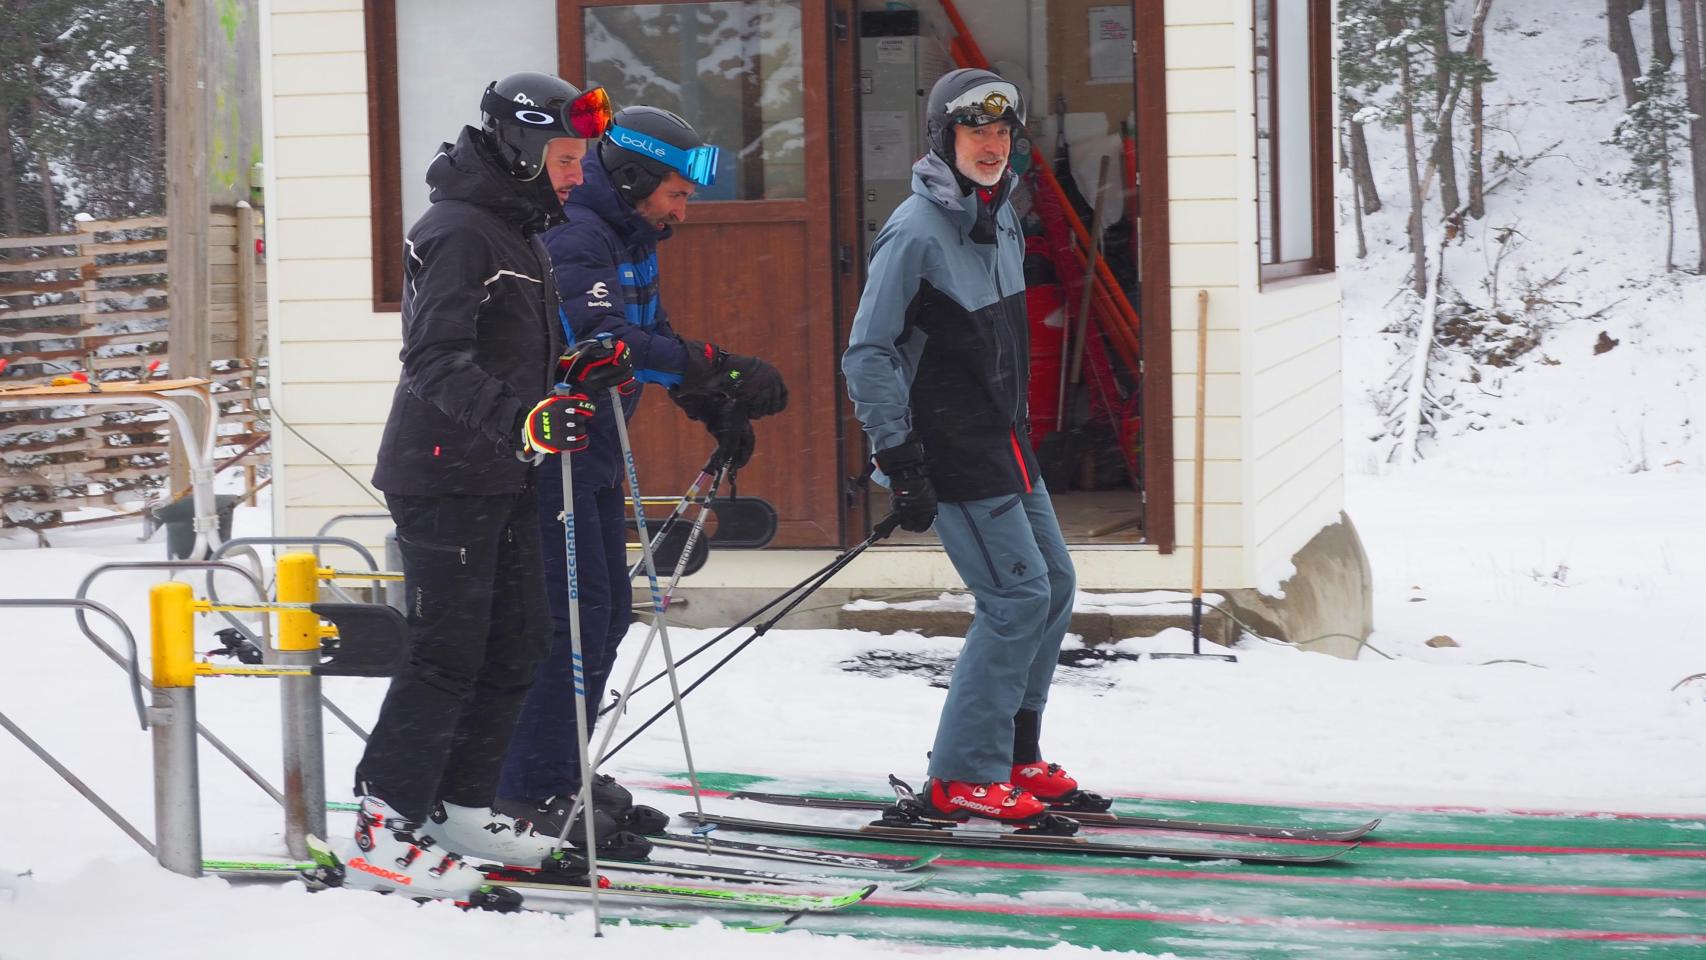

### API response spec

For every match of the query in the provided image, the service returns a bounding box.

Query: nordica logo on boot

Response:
[348,856,412,886]
[1018,765,1046,779]
[949,795,1004,816]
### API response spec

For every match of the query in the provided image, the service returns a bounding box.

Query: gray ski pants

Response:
[927,481,1077,783]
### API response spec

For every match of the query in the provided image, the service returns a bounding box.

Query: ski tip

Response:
[857,882,879,902]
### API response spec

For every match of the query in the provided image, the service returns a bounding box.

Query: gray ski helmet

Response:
[599,106,712,203]
[926,68,1026,163]
[480,72,606,181]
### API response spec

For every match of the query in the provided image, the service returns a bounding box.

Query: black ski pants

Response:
[354,487,549,822]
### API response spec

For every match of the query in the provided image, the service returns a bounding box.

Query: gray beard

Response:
[956,155,1005,188]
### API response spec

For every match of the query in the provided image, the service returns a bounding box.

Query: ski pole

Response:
[547,390,602,933]
[625,453,721,584]
[601,514,900,763]
[595,537,871,717]
[592,460,723,753]
[592,383,713,845]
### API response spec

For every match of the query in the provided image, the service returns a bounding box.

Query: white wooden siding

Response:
[266,0,393,545]
[1163,3,1245,588]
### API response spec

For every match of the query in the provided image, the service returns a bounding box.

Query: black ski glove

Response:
[874,440,936,533]
[677,339,788,418]
[672,391,757,470]
[558,337,634,393]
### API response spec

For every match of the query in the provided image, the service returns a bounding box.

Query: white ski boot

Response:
[418,801,562,866]
[341,796,492,900]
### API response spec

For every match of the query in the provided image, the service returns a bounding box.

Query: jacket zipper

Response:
[1010,429,1032,493]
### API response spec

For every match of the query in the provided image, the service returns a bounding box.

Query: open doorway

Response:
[854,0,1146,545]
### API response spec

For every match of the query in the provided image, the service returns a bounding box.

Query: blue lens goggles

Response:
[608,125,721,187]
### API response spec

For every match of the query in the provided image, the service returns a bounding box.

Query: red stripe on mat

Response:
[933,858,1706,899]
[868,897,1706,943]
[1103,790,1706,822]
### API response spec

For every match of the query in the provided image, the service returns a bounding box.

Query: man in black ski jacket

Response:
[343,72,621,900]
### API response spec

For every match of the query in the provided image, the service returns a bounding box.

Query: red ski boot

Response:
[924,778,1050,824]
[1010,762,1113,812]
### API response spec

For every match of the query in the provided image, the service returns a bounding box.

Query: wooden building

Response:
[262,0,1370,651]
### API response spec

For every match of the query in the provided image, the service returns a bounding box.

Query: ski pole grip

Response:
[873,512,902,540]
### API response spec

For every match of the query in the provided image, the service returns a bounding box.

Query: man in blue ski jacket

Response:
[497,106,788,854]
[843,69,1095,827]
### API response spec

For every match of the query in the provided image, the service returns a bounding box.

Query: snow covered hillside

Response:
[1342,0,1706,477]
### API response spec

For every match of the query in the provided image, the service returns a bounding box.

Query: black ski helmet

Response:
[480,71,612,181]
[926,67,1027,164]
[599,106,717,204]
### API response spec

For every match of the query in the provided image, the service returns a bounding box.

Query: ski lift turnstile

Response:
[1,553,405,879]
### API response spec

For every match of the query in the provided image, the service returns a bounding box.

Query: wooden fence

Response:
[0,211,269,529]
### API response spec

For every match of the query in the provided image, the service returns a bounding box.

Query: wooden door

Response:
[558,0,842,547]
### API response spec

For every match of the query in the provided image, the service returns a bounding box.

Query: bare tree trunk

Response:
[1662,135,1677,271]
[1349,107,1383,213]
[1401,51,1429,297]
[1609,0,1645,106]
[0,106,20,237]
[1680,0,1706,271]
[27,96,59,234]
[1469,0,1495,218]
[1433,0,1463,216]
[1654,0,1676,67]
[149,3,165,207]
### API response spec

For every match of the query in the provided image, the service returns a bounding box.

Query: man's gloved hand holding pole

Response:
[677,339,788,419]
[671,391,756,470]
[523,392,597,456]
[559,336,636,393]
[874,440,937,533]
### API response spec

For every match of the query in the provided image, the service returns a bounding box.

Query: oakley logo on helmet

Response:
[513,109,556,126]
[615,130,668,158]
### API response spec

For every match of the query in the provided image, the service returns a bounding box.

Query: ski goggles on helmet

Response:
[607,124,721,187]
[943,80,1025,127]
[481,84,614,139]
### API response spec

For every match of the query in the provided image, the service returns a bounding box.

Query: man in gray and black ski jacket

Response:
[842,68,1084,824]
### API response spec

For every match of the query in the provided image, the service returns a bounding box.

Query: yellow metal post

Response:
[149,581,197,688]
[274,552,326,856]
[148,580,201,875]
[275,553,320,652]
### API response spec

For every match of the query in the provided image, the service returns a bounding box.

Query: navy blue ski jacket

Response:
[543,146,693,489]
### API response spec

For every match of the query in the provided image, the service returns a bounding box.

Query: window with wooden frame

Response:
[364,0,559,311]
[1254,0,1334,283]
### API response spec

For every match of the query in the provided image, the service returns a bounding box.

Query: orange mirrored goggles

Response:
[568,86,614,139]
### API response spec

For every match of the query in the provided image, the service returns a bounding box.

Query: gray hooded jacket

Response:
[842,151,1040,502]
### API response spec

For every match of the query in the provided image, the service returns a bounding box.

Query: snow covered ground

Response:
[2,459,1703,958]
[6,0,1706,955]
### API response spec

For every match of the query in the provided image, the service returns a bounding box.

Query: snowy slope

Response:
[1342,0,1706,476]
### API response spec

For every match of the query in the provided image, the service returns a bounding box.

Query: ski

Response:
[726,790,1381,842]
[489,867,877,914]
[651,831,939,872]
[600,856,929,890]
[679,812,1358,866]
[304,835,868,915]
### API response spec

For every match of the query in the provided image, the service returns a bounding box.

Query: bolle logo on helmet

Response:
[615,130,668,158]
